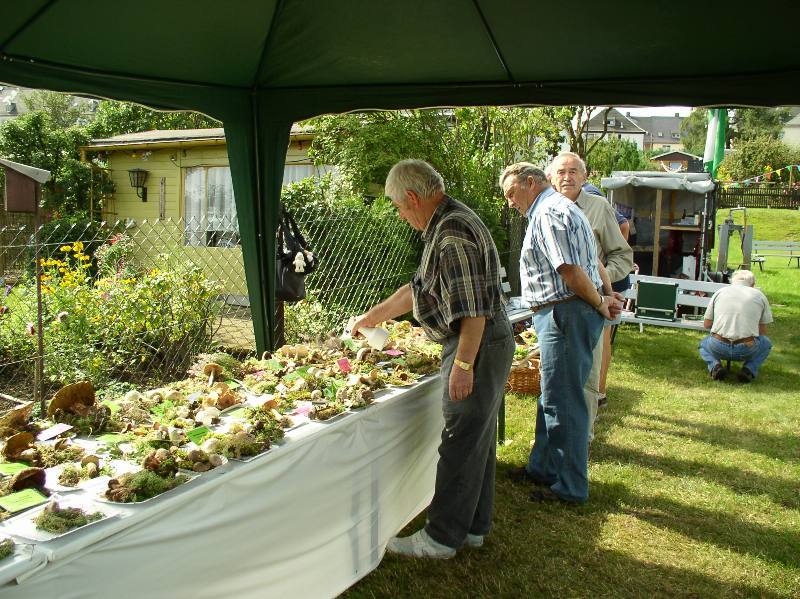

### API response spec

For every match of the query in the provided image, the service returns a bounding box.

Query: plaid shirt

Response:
[411,196,504,342]
[520,187,601,307]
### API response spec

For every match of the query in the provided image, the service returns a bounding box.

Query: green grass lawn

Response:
[343,209,800,599]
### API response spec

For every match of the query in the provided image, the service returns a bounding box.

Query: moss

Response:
[105,470,188,503]
[38,444,85,468]
[34,505,103,534]
[0,538,13,561]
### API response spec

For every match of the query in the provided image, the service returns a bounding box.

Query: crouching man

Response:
[699,270,773,382]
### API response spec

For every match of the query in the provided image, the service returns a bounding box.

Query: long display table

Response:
[0,377,444,599]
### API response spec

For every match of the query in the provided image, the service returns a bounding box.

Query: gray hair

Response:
[499,162,548,188]
[548,151,588,177]
[731,269,756,286]
[385,159,444,202]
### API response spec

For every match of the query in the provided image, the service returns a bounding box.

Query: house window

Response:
[184,166,239,247]
[657,131,663,137]
[662,145,671,151]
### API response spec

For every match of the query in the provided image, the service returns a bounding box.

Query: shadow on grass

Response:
[624,410,799,465]
[342,478,792,599]
[596,441,799,511]
[591,480,800,570]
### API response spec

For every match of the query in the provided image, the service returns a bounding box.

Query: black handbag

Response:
[275,206,317,302]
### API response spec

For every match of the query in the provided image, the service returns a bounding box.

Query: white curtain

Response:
[184,166,238,247]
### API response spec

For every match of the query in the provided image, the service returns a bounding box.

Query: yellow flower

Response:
[72,242,84,252]
[60,245,72,252]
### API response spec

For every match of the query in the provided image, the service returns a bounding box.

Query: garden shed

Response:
[601,171,716,280]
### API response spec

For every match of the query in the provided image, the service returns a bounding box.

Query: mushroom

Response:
[9,467,46,491]
[85,462,99,478]
[208,454,224,467]
[0,401,33,438]
[47,381,95,417]
[80,454,100,467]
[164,389,184,403]
[216,391,237,410]
[355,347,371,362]
[203,363,223,386]
[2,431,34,460]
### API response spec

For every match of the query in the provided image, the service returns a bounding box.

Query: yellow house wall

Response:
[102,139,311,299]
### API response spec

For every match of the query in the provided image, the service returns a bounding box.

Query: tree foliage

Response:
[558,106,613,160]
[586,138,653,180]
[717,136,800,182]
[0,111,98,215]
[681,107,794,157]
[88,101,220,138]
[306,106,568,244]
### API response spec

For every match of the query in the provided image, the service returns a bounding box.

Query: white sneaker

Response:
[464,533,484,548]
[386,529,456,559]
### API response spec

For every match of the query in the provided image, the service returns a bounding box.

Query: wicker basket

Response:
[506,359,541,396]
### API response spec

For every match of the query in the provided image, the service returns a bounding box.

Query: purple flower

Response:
[3,285,11,297]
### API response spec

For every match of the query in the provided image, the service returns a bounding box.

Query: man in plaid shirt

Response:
[353,159,514,559]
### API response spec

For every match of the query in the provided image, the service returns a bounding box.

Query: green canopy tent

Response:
[2,1,799,351]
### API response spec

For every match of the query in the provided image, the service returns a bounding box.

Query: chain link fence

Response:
[0,202,423,400]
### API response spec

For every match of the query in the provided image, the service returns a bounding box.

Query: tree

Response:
[586,138,653,180]
[22,90,93,129]
[556,106,613,160]
[0,110,99,215]
[730,107,793,142]
[717,136,800,182]
[680,109,708,156]
[307,106,568,246]
[88,101,220,138]
[682,107,794,157]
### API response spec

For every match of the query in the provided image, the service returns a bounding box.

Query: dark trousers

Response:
[425,312,514,548]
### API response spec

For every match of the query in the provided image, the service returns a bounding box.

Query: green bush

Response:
[0,243,221,386]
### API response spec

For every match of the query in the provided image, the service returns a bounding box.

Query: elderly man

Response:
[699,269,773,382]
[549,152,633,426]
[500,162,620,504]
[352,159,514,558]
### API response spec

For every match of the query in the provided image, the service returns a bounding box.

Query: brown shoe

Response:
[528,487,575,505]
[507,466,550,487]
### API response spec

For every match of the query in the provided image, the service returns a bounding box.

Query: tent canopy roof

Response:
[2,1,799,119]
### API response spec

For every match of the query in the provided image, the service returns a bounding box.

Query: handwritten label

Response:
[337,358,351,373]
[0,462,29,476]
[224,380,240,389]
[186,426,211,444]
[0,489,48,513]
[384,349,403,357]
[36,423,73,441]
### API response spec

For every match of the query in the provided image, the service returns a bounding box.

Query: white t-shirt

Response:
[704,284,773,340]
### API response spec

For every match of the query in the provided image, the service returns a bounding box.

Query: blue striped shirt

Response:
[520,187,601,306]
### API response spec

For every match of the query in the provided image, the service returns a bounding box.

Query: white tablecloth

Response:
[0,377,444,599]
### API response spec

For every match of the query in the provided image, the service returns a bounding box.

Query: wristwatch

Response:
[454,358,473,371]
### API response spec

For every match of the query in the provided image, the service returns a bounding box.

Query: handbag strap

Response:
[280,204,310,250]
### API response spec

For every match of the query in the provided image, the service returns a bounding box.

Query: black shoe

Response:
[528,487,575,505]
[598,395,608,409]
[738,367,754,383]
[507,466,549,487]
[710,364,727,380]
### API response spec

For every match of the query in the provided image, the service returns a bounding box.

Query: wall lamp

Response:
[128,168,148,202]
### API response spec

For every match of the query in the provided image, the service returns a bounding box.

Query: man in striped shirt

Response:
[500,162,619,504]
[353,159,514,558]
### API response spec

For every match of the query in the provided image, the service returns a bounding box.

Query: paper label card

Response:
[102,400,121,414]
[263,359,282,371]
[0,489,48,513]
[96,433,125,444]
[187,426,211,444]
[384,349,403,357]
[225,408,246,419]
[337,358,351,373]
[0,462,29,475]
[36,423,73,441]
[224,380,240,389]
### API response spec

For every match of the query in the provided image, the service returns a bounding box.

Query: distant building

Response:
[651,150,703,173]
[628,112,686,152]
[585,108,646,149]
[0,85,28,123]
[781,107,800,146]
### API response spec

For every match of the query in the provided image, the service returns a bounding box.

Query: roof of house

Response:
[86,124,314,151]
[631,114,684,139]
[586,108,646,134]
[651,150,702,160]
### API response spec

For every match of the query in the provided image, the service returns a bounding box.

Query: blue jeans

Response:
[526,299,604,503]
[698,335,772,377]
